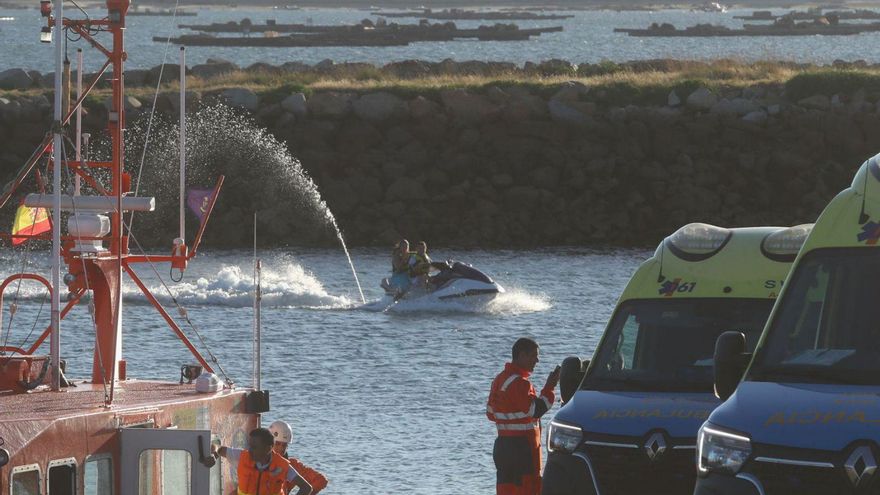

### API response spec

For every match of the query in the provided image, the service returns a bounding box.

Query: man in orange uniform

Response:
[487,338,560,495]
[213,427,313,495]
[269,420,329,494]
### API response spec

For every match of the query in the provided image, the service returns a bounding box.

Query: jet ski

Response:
[379,260,504,305]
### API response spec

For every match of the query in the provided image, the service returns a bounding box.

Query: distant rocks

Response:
[219,87,258,111]
[686,88,717,110]
[2,58,879,247]
[353,92,407,122]
[308,92,353,117]
[281,92,307,116]
[0,69,33,90]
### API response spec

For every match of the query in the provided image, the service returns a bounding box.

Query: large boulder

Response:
[0,69,33,90]
[551,81,590,101]
[381,60,434,78]
[440,89,498,122]
[686,88,717,110]
[409,96,441,119]
[742,110,768,123]
[503,95,548,120]
[219,87,258,111]
[0,97,21,124]
[281,92,308,116]
[191,60,238,80]
[798,94,831,111]
[711,97,760,115]
[146,64,182,85]
[105,95,143,113]
[308,92,354,118]
[125,69,148,87]
[352,92,408,122]
[533,59,577,76]
[548,99,590,125]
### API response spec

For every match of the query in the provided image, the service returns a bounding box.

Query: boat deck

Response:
[0,380,233,422]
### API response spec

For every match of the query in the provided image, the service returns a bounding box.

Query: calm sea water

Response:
[3,7,880,73]
[0,247,647,494]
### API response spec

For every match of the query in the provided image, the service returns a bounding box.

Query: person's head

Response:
[247,427,275,463]
[417,241,427,255]
[512,337,540,372]
[269,420,293,456]
[398,239,410,253]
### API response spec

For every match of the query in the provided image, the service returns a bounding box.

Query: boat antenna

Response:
[74,48,82,196]
[178,46,186,246]
[49,0,65,392]
[253,212,262,391]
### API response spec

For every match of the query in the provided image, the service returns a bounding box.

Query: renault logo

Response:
[644,432,667,461]
[845,446,877,488]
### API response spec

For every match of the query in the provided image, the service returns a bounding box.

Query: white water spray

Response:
[330,217,365,303]
[125,105,366,303]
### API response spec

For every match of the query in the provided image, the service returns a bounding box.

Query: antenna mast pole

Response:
[179,46,186,243]
[49,0,64,392]
[253,213,261,391]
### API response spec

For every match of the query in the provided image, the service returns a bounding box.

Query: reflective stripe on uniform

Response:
[493,410,533,420]
[500,374,519,392]
[540,395,552,410]
[496,423,539,431]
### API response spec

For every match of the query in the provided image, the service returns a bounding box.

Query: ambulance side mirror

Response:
[560,356,589,405]
[714,331,750,401]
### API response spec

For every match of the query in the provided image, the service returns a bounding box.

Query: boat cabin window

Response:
[138,449,192,495]
[11,464,41,495]
[47,459,76,495]
[83,456,112,495]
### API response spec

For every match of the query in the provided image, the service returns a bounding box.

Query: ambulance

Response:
[542,222,811,495]
[695,155,880,495]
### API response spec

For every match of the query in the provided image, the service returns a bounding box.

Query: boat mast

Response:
[179,46,186,245]
[50,0,64,392]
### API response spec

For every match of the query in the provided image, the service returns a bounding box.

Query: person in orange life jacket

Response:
[268,420,328,494]
[487,337,560,495]
[212,427,313,495]
[409,241,432,291]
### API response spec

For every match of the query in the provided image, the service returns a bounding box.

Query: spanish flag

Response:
[11,205,50,245]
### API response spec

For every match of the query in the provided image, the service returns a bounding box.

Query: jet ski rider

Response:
[409,241,432,292]
[382,239,414,296]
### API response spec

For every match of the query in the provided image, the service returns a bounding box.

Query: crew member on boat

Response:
[269,420,329,494]
[213,427,313,495]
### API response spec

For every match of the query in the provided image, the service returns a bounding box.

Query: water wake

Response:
[361,289,551,315]
[136,264,353,309]
[0,263,351,310]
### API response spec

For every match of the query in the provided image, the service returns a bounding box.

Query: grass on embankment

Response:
[5,59,880,106]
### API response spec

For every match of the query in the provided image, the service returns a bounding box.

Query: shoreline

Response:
[1,58,878,248]
[2,1,879,10]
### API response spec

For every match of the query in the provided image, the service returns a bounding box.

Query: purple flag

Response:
[187,188,214,226]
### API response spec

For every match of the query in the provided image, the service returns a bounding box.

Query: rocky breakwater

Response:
[0,61,878,247]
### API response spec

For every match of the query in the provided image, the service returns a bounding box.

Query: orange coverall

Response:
[487,363,555,495]
[283,458,328,494]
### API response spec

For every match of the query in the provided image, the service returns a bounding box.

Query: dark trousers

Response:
[494,435,540,495]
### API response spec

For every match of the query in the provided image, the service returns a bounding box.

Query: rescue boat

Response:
[0,1,272,493]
